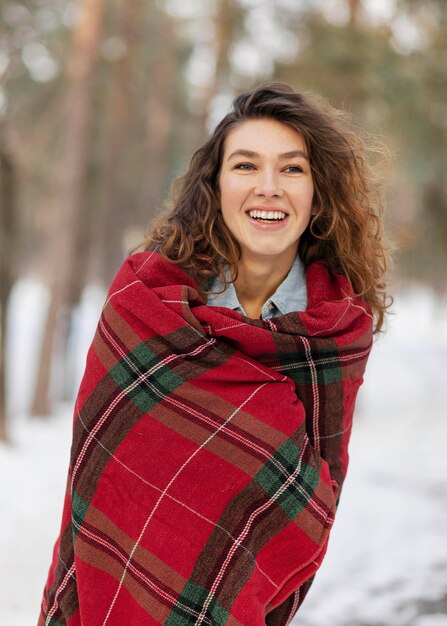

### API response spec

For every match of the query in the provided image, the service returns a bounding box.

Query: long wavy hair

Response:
[141,82,390,332]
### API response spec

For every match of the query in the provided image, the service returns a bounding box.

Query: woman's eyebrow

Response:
[227,149,259,160]
[280,150,309,161]
[227,149,309,161]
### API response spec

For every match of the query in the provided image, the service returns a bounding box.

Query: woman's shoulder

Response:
[106,251,199,298]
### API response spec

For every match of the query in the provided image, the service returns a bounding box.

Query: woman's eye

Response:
[234,163,255,171]
[284,165,304,173]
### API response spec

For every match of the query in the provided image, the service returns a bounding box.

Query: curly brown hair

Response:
[141,82,390,332]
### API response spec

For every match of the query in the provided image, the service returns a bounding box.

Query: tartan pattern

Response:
[39,251,373,626]
[254,438,321,521]
[164,581,230,626]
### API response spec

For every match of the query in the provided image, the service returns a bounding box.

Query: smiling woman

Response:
[146,82,389,331]
[217,119,314,319]
[39,83,390,626]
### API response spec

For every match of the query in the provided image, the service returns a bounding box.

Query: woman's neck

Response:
[232,252,296,319]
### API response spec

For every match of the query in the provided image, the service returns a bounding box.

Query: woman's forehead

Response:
[223,118,307,157]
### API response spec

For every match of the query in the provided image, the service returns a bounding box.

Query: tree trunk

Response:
[0,123,18,441]
[347,0,362,25]
[195,0,241,133]
[136,4,176,223]
[31,0,104,416]
[424,178,447,262]
[100,0,144,285]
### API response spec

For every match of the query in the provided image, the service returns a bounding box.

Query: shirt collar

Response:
[207,255,307,315]
[270,254,307,314]
[208,270,241,311]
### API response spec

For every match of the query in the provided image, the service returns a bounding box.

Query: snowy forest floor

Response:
[1,285,446,626]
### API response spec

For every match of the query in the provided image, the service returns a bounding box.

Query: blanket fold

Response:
[39,251,372,626]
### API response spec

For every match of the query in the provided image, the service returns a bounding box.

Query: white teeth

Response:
[248,210,286,220]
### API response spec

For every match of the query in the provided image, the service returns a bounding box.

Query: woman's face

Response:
[218,118,314,269]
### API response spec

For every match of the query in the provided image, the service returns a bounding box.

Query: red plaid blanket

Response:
[39,251,373,626]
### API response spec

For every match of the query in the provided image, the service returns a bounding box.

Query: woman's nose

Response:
[254,169,283,198]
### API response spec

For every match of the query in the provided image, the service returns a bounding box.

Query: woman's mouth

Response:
[247,209,287,224]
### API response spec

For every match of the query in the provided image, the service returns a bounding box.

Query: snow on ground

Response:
[0,409,72,626]
[1,281,446,625]
[295,288,447,626]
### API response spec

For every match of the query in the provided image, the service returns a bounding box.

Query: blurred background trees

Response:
[1,0,446,436]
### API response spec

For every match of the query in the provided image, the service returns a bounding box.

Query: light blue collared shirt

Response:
[207,255,307,320]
